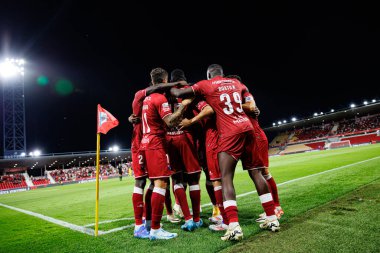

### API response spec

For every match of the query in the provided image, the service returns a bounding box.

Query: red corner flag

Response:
[97,104,119,134]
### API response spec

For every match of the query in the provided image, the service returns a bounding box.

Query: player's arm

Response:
[146,81,188,95]
[241,85,256,113]
[170,87,195,98]
[179,105,214,130]
[163,102,189,128]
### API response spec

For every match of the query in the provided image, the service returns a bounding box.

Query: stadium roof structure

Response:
[0,150,131,171]
[264,102,380,132]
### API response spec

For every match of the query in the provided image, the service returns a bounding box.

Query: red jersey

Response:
[140,93,172,150]
[192,76,253,138]
[131,89,146,151]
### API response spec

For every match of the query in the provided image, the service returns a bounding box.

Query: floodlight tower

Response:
[0,58,26,157]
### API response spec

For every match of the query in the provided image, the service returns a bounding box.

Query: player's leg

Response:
[132,150,150,238]
[172,172,195,231]
[208,179,229,231]
[248,169,279,231]
[204,167,219,219]
[165,179,180,223]
[147,149,178,240]
[187,172,202,228]
[218,151,243,241]
[261,167,283,218]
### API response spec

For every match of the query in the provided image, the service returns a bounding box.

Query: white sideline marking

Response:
[84,217,135,227]
[200,156,380,207]
[0,202,96,236]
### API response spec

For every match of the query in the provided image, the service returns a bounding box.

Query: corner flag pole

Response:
[95,133,101,236]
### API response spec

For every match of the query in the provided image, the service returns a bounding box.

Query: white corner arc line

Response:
[200,156,380,207]
[0,202,95,236]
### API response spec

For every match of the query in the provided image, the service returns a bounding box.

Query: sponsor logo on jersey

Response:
[212,79,234,85]
[233,116,249,124]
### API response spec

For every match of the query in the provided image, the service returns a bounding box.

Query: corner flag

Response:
[95,104,119,236]
[97,104,119,134]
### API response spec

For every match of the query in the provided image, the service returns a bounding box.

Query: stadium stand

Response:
[0,174,27,190]
[268,110,380,155]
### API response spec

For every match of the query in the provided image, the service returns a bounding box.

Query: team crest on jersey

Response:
[98,112,107,127]
[162,102,170,112]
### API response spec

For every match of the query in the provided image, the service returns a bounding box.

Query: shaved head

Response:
[207,64,223,80]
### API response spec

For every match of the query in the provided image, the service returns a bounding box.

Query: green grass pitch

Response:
[0,144,379,253]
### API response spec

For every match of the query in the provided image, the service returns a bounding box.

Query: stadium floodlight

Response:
[291,117,297,122]
[283,120,287,123]
[272,123,276,126]
[109,145,119,152]
[350,103,356,108]
[363,101,368,105]
[313,113,318,116]
[372,99,376,103]
[20,152,26,157]
[29,150,41,157]
[331,109,335,112]
[277,121,282,125]
[0,58,25,78]
[320,112,323,115]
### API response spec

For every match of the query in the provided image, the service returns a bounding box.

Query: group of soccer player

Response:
[128,64,283,241]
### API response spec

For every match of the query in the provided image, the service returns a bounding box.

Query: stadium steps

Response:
[23,173,34,187]
[46,171,57,184]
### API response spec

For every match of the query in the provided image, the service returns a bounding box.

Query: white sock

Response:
[135,224,143,230]
[229,222,239,229]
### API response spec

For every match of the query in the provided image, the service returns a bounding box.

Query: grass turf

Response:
[0,144,379,252]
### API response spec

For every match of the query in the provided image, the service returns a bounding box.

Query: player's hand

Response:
[128,114,141,124]
[181,98,193,107]
[179,118,192,129]
[254,107,261,117]
[176,80,188,87]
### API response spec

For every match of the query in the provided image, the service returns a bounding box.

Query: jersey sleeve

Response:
[156,95,172,119]
[241,84,254,103]
[194,100,208,112]
[191,80,207,96]
[132,89,146,115]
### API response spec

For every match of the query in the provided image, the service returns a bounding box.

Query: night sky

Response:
[0,1,378,154]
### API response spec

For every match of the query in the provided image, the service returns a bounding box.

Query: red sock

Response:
[174,183,192,220]
[265,174,280,207]
[259,193,276,217]
[144,187,153,221]
[151,187,166,229]
[206,181,216,206]
[214,186,229,225]
[223,200,238,223]
[165,187,173,215]
[189,184,201,222]
[132,187,144,225]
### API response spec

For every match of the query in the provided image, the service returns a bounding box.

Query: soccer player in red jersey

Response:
[179,100,230,231]
[139,68,189,240]
[129,79,186,239]
[170,69,220,223]
[171,64,278,241]
[227,75,283,223]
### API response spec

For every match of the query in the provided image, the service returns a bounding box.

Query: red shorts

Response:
[140,148,172,179]
[241,131,269,170]
[218,131,251,160]
[252,138,269,168]
[206,148,221,180]
[132,149,147,179]
[166,134,201,174]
